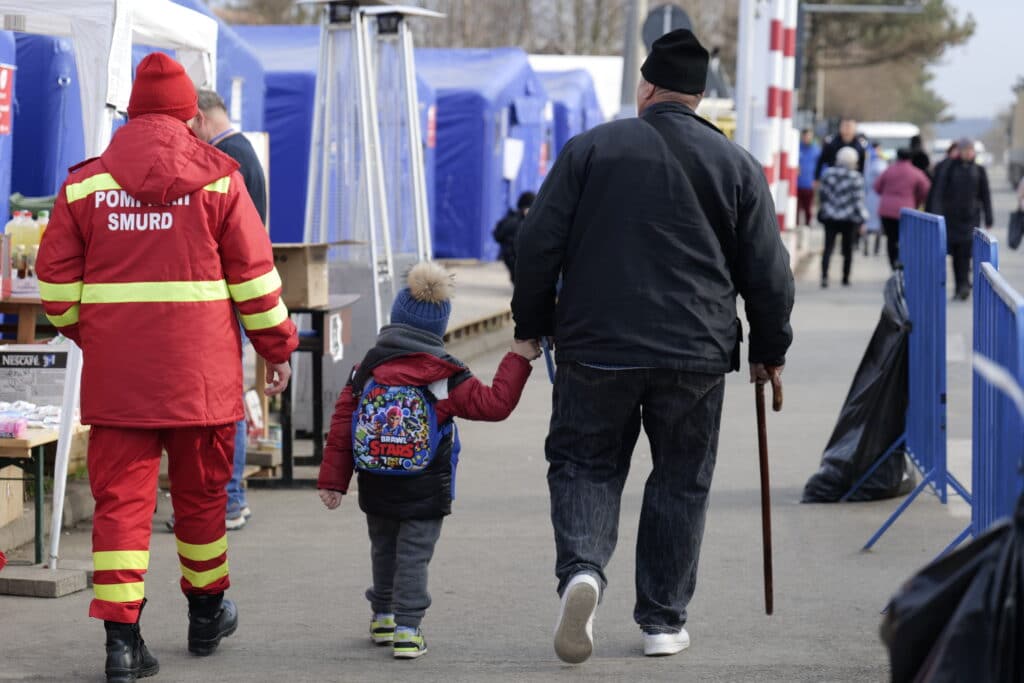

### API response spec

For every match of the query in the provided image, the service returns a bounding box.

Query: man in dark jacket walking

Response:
[512,30,794,664]
[814,117,866,180]
[934,138,993,299]
[492,191,535,281]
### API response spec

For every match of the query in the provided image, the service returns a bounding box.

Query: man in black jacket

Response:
[933,138,993,300]
[814,117,866,180]
[512,30,794,664]
[492,191,535,281]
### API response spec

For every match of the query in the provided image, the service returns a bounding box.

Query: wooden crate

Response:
[0,465,24,528]
[246,446,281,468]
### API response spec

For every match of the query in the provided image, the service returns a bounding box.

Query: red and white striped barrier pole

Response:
[783,0,799,231]
[766,0,786,230]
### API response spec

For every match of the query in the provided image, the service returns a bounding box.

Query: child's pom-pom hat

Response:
[390,262,454,337]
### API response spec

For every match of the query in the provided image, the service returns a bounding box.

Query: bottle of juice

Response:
[35,210,49,240]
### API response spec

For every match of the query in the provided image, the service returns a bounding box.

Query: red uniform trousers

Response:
[89,424,235,623]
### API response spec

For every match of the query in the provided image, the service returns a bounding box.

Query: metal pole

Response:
[735,0,755,149]
[802,3,924,13]
[47,343,81,571]
[304,4,331,243]
[618,0,648,117]
[400,21,432,262]
[318,32,336,243]
[361,11,396,310]
[353,10,385,330]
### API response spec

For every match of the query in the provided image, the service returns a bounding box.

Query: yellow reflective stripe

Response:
[94,581,145,603]
[203,176,231,194]
[65,173,122,204]
[81,280,230,304]
[228,269,282,303]
[46,304,80,327]
[180,560,229,589]
[38,280,84,303]
[93,550,150,572]
[176,535,228,562]
[240,301,289,331]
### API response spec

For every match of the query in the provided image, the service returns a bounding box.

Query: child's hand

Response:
[319,489,343,510]
[512,338,542,361]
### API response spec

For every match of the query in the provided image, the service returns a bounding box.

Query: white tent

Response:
[0,0,217,572]
[0,0,217,156]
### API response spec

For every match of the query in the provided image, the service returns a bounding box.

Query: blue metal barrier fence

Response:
[969,229,1024,537]
[862,210,971,550]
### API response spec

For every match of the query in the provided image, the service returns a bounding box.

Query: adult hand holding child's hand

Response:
[512,338,542,361]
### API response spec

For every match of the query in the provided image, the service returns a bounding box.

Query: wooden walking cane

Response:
[755,371,783,615]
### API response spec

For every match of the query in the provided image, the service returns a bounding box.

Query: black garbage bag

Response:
[881,495,1024,683]
[802,274,911,502]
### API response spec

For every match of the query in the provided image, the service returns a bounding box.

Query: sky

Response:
[929,0,1022,120]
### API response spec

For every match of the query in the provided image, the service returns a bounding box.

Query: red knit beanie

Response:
[127,52,198,121]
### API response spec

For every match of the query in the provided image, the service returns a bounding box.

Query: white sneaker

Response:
[643,628,691,657]
[553,573,600,664]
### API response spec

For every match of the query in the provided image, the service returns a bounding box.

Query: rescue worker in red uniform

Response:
[36,53,298,683]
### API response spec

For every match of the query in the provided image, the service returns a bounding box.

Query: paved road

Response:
[2,172,1020,682]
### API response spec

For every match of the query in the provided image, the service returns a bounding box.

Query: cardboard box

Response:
[273,243,328,310]
[0,465,24,528]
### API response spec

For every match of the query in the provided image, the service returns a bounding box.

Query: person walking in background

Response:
[863,141,888,256]
[797,129,820,227]
[934,138,993,300]
[926,141,959,213]
[492,191,535,282]
[815,117,867,181]
[512,29,794,663]
[37,53,297,682]
[909,135,932,178]
[874,148,931,270]
[818,146,868,288]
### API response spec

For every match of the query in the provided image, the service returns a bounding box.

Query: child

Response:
[317,262,539,659]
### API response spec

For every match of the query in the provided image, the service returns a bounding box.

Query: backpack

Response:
[351,378,453,476]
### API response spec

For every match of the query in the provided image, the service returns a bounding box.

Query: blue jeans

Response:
[546,364,724,633]
[226,417,248,510]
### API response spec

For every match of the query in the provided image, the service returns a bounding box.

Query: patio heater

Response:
[303,0,395,338]
[365,5,442,275]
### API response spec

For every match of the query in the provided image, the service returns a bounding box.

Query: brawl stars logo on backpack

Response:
[353,380,448,475]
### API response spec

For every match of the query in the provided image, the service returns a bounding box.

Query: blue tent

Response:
[169,0,266,132]
[538,70,604,159]
[415,48,547,260]
[234,24,437,245]
[11,34,84,198]
[0,31,16,213]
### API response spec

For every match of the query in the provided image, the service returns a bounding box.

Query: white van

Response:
[856,122,921,161]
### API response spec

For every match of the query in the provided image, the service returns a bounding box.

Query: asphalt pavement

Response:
[2,171,1021,682]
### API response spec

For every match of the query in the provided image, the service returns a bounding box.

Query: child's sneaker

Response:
[370,614,396,645]
[392,627,427,659]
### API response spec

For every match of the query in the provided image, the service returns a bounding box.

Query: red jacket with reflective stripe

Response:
[37,114,298,428]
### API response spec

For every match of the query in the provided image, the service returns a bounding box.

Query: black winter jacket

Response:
[512,102,794,372]
[934,159,993,244]
[815,135,866,179]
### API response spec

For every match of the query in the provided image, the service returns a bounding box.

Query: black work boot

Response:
[187,592,238,656]
[104,598,159,682]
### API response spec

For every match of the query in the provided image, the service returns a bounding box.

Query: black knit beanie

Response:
[640,29,709,95]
